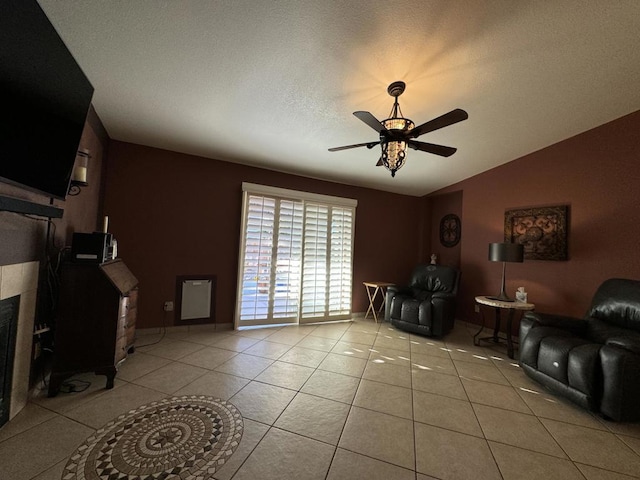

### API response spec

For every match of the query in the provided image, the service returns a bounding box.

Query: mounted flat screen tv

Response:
[0,0,94,200]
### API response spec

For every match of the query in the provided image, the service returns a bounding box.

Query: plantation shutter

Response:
[236,184,356,328]
[300,204,353,323]
[301,204,328,319]
[329,206,353,316]
[238,195,276,323]
[273,199,303,319]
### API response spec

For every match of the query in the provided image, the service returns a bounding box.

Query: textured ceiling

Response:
[38,0,640,196]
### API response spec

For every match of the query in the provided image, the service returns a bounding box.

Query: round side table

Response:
[473,295,535,359]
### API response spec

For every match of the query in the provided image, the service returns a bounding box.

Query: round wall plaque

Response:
[440,214,461,247]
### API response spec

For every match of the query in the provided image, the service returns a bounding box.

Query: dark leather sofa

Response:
[384,264,460,337]
[519,278,640,422]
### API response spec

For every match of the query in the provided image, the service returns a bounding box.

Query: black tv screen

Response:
[0,0,94,200]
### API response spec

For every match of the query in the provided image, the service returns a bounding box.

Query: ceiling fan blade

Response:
[353,111,388,134]
[408,140,457,157]
[407,108,468,138]
[376,157,383,166]
[328,141,379,152]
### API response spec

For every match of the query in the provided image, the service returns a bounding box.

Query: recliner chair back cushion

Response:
[409,265,458,294]
[586,278,640,333]
[585,318,630,344]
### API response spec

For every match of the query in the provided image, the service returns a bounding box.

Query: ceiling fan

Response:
[328,81,468,177]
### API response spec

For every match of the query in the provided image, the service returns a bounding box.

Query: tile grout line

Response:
[328,319,417,476]
[247,321,354,480]
[320,353,355,479]
[408,324,419,477]
[120,321,640,478]
[227,321,357,477]
[226,322,328,480]
[10,318,640,480]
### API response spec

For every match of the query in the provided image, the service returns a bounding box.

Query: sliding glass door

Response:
[235,184,356,328]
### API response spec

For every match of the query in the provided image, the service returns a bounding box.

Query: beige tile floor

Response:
[1,318,640,479]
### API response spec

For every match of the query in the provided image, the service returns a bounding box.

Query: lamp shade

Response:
[488,242,524,263]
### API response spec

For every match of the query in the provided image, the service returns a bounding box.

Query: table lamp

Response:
[488,242,524,302]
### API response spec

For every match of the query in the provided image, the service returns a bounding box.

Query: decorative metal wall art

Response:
[440,213,461,247]
[504,205,568,261]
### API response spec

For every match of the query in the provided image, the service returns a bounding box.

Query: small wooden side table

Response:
[363,282,395,323]
[473,295,535,359]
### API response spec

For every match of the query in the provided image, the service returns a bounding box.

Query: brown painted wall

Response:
[103,142,424,328]
[432,110,640,321]
[101,108,640,329]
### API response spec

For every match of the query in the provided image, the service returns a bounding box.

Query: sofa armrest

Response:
[520,311,587,345]
[606,336,640,355]
[386,285,410,305]
[431,291,455,300]
[522,312,587,335]
[387,285,410,296]
[520,313,539,343]
[385,285,410,322]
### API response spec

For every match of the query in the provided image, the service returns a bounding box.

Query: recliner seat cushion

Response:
[537,336,592,384]
[418,299,434,326]
[400,299,420,325]
[523,333,601,400]
[519,326,574,368]
[568,344,602,395]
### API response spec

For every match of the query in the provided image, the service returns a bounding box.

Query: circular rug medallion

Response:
[63,395,243,480]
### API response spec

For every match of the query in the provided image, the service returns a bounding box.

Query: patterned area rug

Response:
[63,395,243,480]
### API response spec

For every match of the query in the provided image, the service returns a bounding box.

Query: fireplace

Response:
[0,261,38,425]
[0,296,19,427]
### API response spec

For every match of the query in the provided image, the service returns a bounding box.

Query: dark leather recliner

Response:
[384,264,460,337]
[519,278,640,422]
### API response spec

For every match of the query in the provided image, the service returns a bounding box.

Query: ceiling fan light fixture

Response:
[381,117,414,177]
[327,80,467,177]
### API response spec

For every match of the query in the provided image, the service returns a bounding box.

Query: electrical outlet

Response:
[163,301,174,312]
[474,304,480,313]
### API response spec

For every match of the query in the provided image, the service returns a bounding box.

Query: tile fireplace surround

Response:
[0,261,38,421]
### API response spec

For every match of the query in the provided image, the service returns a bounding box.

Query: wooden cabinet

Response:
[48,259,138,397]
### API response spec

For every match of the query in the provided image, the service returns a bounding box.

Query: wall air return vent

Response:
[175,275,216,324]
